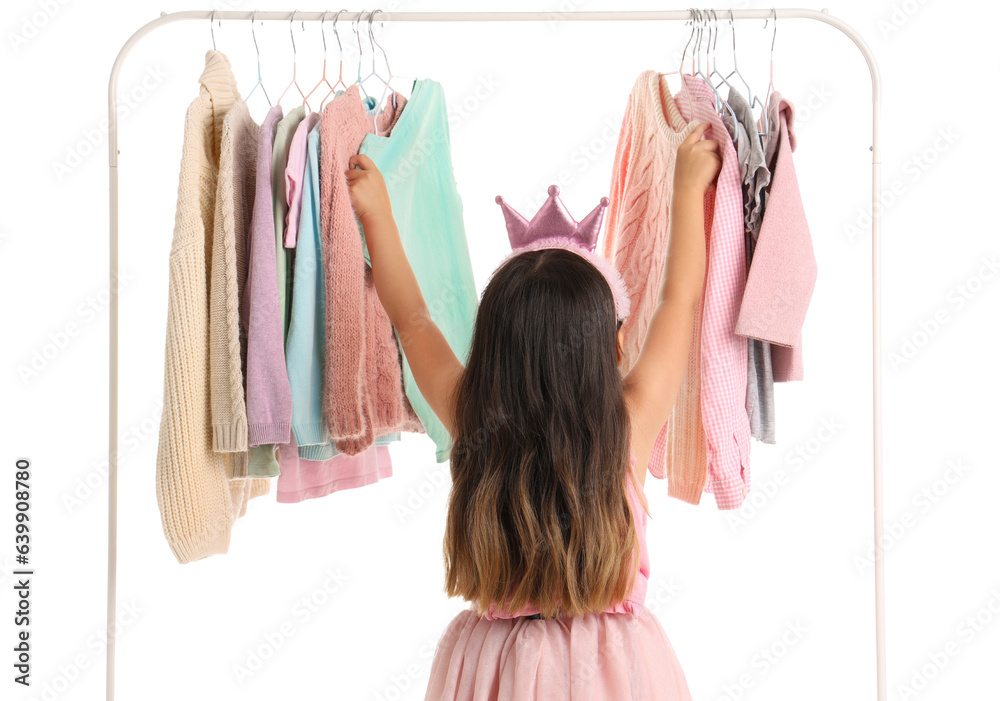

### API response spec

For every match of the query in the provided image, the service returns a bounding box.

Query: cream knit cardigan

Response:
[157,51,268,564]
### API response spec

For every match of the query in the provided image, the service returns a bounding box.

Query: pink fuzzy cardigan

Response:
[319,86,421,454]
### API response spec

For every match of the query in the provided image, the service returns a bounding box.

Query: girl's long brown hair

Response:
[445,248,641,618]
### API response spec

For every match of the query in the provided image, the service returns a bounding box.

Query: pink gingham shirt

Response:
[648,74,751,509]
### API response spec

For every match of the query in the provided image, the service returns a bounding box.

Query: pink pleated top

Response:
[483,453,650,620]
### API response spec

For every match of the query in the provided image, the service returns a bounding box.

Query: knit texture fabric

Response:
[156,50,269,565]
[319,86,421,456]
[602,70,708,503]
[209,100,257,456]
[244,104,293,454]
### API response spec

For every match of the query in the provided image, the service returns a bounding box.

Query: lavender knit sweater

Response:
[319,87,422,455]
[243,105,293,448]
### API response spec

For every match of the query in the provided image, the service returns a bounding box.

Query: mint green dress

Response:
[359,79,478,462]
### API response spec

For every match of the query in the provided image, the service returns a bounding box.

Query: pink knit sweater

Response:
[319,87,421,455]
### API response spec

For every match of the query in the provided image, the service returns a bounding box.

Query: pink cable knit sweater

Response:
[319,86,422,455]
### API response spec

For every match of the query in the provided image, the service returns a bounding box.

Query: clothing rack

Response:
[106,9,883,700]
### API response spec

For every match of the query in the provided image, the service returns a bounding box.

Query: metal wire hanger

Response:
[659,11,695,124]
[705,9,741,124]
[244,11,271,107]
[369,9,409,134]
[358,10,392,114]
[691,9,737,126]
[278,10,308,109]
[304,11,336,110]
[759,9,778,147]
[321,9,351,109]
[209,10,219,50]
[352,12,372,104]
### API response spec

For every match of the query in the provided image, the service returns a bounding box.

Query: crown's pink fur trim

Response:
[496,237,631,321]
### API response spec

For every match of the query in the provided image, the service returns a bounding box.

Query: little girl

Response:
[346,122,720,700]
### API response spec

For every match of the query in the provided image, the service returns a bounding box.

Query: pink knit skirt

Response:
[424,606,693,701]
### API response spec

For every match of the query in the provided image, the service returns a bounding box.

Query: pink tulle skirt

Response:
[424,606,693,701]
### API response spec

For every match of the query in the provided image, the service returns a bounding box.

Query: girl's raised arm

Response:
[623,124,720,482]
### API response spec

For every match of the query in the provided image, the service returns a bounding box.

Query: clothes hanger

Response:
[358,11,392,115]
[304,11,336,111]
[369,9,414,135]
[759,9,778,147]
[705,9,740,128]
[244,11,272,108]
[278,10,308,110]
[319,9,351,110]
[658,10,695,123]
[716,10,757,110]
[691,10,736,126]
[352,12,373,105]
[209,10,219,50]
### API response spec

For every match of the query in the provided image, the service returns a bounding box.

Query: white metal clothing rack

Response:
[107,9,883,701]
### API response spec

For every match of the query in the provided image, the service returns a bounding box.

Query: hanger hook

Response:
[318,10,327,54]
[728,9,738,56]
[769,8,778,54]
[693,9,704,73]
[251,10,261,57]
[369,9,391,73]
[353,11,364,61]
[366,10,378,75]
[709,9,719,72]
[289,9,298,57]
[333,9,347,54]
[680,9,697,73]
[210,9,217,50]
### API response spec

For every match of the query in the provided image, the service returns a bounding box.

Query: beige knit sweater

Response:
[157,51,268,565]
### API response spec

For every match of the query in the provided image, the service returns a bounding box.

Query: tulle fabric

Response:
[424,606,693,701]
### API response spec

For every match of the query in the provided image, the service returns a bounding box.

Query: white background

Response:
[1,0,997,699]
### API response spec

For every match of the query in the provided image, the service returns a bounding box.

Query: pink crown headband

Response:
[495,185,630,321]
